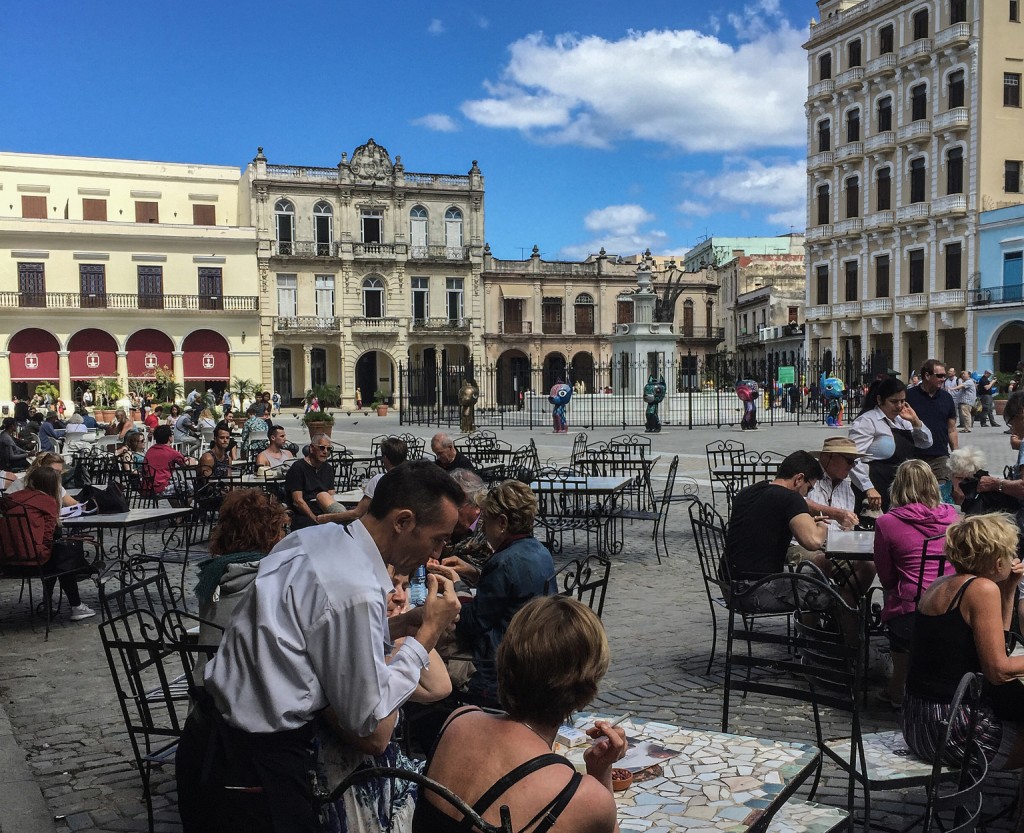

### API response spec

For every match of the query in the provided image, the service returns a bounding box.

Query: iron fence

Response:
[398,352,891,430]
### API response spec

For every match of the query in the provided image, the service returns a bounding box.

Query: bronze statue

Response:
[458,378,480,433]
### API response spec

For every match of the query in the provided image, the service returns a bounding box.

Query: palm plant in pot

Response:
[372,389,389,417]
[90,377,124,422]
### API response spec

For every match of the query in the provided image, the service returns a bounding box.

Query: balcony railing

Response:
[861,298,893,315]
[935,22,970,48]
[897,120,931,143]
[932,194,968,216]
[0,292,258,311]
[679,326,725,341]
[808,151,834,170]
[498,321,533,334]
[864,210,895,230]
[806,224,834,241]
[808,79,835,99]
[896,203,931,224]
[266,165,338,182]
[834,218,863,236]
[894,293,928,311]
[408,245,469,261]
[867,54,897,77]
[411,317,471,332]
[274,241,337,257]
[835,141,864,162]
[835,67,865,89]
[804,304,832,320]
[865,131,896,153]
[833,301,862,317]
[353,242,398,257]
[968,285,1024,306]
[933,107,969,132]
[899,39,934,65]
[350,316,402,330]
[930,289,966,308]
[274,316,340,332]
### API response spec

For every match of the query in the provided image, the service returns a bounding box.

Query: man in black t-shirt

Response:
[723,451,831,611]
[284,434,339,529]
[905,358,958,484]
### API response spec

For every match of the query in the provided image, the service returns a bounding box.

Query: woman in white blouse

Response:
[849,376,933,512]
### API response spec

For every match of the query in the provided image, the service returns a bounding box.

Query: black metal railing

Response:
[967,285,1024,306]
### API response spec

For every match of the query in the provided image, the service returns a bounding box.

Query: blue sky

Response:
[1,0,812,260]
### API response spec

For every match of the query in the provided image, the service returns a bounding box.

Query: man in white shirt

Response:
[175,460,463,833]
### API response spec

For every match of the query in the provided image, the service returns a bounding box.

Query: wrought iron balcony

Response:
[274,316,341,332]
[679,326,725,341]
[0,292,258,311]
[411,316,471,332]
[968,285,1024,306]
[408,245,469,261]
[273,241,337,257]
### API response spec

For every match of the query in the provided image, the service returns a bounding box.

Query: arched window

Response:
[444,207,463,250]
[574,292,595,335]
[682,299,694,337]
[362,276,385,318]
[410,205,428,254]
[275,200,295,255]
[313,201,333,256]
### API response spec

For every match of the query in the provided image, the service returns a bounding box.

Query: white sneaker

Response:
[69,604,96,621]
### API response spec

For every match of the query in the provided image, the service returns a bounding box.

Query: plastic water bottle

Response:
[409,565,428,607]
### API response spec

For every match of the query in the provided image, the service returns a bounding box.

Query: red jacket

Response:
[0,489,57,566]
[143,443,185,494]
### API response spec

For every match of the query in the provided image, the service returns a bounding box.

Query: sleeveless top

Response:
[412,710,583,833]
[209,452,230,480]
[905,577,980,701]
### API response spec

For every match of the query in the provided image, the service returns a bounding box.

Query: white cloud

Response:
[583,204,654,234]
[727,0,785,40]
[460,25,807,152]
[677,157,807,230]
[412,113,460,132]
[427,18,445,35]
[475,15,490,29]
[558,203,667,259]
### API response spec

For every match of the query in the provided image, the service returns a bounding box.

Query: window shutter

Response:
[21,195,47,219]
[192,204,216,225]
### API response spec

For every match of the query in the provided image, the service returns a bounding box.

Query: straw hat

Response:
[809,437,869,459]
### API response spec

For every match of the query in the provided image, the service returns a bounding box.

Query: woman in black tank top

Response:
[414,596,626,833]
[900,514,1024,769]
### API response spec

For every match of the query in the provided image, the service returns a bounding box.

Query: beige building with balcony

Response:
[240,140,484,406]
[804,0,1024,374]
[480,248,723,403]
[0,151,259,405]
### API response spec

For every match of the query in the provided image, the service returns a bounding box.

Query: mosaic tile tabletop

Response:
[571,713,820,833]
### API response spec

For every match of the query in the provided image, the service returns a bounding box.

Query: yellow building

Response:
[240,140,485,407]
[804,0,1024,373]
[0,152,259,405]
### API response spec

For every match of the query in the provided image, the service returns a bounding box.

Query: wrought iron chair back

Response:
[556,554,611,617]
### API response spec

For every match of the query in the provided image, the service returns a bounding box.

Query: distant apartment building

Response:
[240,140,485,405]
[804,0,1024,375]
[972,203,1024,371]
[0,152,259,404]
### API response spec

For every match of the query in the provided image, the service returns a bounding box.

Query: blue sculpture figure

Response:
[820,372,846,427]
[736,379,758,431]
[549,382,572,433]
[643,374,667,433]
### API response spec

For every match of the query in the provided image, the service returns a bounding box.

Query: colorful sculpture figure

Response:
[820,372,846,427]
[643,374,667,433]
[458,378,480,433]
[549,382,572,433]
[736,379,758,431]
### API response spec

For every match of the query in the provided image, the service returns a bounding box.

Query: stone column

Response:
[302,344,313,395]
[173,351,185,402]
[116,351,129,399]
[0,352,11,402]
[58,350,71,404]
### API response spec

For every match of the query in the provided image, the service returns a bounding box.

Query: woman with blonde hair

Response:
[873,459,958,707]
[415,595,625,833]
[451,479,556,707]
[8,452,79,508]
[901,514,1024,770]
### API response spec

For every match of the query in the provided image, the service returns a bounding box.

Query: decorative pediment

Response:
[349,138,393,182]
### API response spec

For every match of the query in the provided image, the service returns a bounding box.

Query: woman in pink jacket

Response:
[874,459,958,707]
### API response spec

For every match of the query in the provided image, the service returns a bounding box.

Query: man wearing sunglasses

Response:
[284,434,342,529]
[905,359,959,485]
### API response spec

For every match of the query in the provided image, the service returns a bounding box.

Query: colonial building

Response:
[803,0,1024,374]
[972,203,1024,370]
[0,151,259,404]
[240,140,485,407]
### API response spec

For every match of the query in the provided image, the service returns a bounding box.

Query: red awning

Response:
[68,329,117,378]
[8,329,59,381]
[126,329,174,377]
[182,330,230,380]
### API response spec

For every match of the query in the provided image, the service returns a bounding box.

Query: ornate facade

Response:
[240,140,485,406]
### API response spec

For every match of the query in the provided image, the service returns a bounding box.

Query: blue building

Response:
[972,205,1024,373]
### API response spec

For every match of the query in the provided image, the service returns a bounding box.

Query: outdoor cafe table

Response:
[825,528,875,560]
[531,475,632,558]
[569,713,821,833]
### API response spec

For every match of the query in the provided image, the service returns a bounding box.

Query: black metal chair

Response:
[705,439,745,507]
[555,554,611,617]
[608,454,679,563]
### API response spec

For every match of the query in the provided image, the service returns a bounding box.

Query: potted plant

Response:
[90,377,124,422]
[302,408,335,439]
[372,389,389,417]
[230,376,257,417]
[153,366,183,407]
[128,379,156,421]
[34,382,60,410]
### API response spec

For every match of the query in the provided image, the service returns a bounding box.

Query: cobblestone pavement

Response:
[0,414,1019,832]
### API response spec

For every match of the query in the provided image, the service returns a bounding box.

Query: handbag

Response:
[62,459,92,490]
[77,480,129,514]
[973,400,983,415]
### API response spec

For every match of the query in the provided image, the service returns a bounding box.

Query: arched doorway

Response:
[496,350,530,408]
[126,329,174,383]
[273,348,293,402]
[994,321,1024,372]
[69,329,119,403]
[571,352,595,394]
[543,352,567,392]
[182,329,230,391]
[8,328,59,401]
[355,351,395,405]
